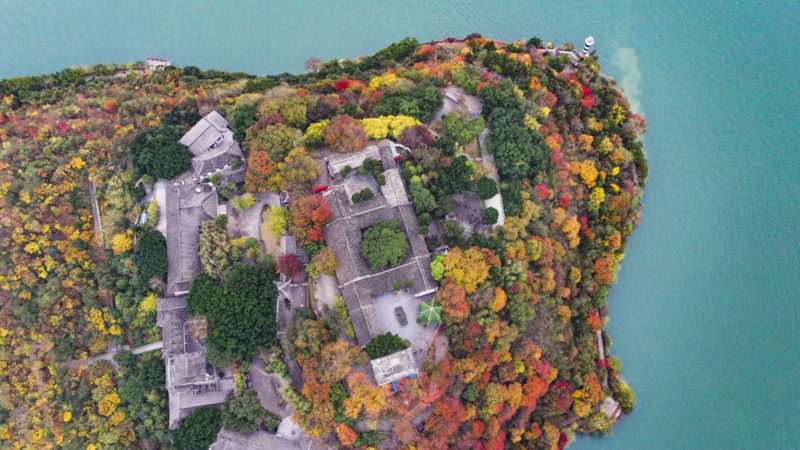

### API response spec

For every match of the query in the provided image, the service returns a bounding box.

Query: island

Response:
[0,34,646,449]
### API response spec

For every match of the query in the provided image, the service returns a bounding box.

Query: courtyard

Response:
[373,290,438,366]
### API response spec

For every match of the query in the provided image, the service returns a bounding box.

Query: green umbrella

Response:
[417,299,442,327]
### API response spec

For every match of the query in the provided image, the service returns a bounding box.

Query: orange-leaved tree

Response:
[322,114,367,153]
[245,150,280,192]
[289,195,333,247]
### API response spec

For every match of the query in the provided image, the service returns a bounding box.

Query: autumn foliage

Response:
[288,195,333,247]
[322,114,367,153]
[1,34,646,448]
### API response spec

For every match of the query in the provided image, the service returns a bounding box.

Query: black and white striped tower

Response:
[579,36,595,57]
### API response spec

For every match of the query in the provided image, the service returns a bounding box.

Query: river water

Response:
[2,1,799,448]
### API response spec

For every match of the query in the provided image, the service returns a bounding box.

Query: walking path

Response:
[63,339,163,369]
[88,179,103,244]
[477,129,506,227]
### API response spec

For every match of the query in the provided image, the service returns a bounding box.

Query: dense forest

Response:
[0,34,646,448]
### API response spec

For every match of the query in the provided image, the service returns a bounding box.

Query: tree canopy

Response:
[134,230,167,285]
[247,123,300,163]
[364,333,410,359]
[361,220,409,270]
[322,114,367,153]
[486,125,549,180]
[221,390,267,433]
[373,82,444,123]
[289,195,333,247]
[187,264,278,365]
[442,112,485,144]
[129,124,192,179]
[173,407,220,450]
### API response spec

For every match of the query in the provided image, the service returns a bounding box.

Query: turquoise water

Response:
[2,1,799,448]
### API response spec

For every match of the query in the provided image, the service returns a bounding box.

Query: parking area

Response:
[373,291,437,366]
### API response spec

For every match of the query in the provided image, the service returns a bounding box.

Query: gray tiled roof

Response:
[322,165,437,348]
[211,428,304,450]
[157,296,188,356]
[191,140,244,179]
[180,111,232,156]
[165,183,218,296]
[370,348,417,386]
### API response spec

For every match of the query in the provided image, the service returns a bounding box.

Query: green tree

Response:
[162,104,201,127]
[130,124,192,179]
[438,155,475,195]
[174,407,221,450]
[442,113,485,144]
[430,254,445,281]
[207,264,279,363]
[134,230,167,285]
[615,381,636,413]
[477,177,498,200]
[145,199,159,228]
[361,220,409,270]
[232,193,257,211]
[484,207,499,225]
[221,390,267,433]
[441,219,465,248]
[118,353,168,442]
[186,273,219,316]
[230,104,258,142]
[374,82,444,123]
[364,333,410,359]
[409,180,437,215]
[486,126,548,180]
[248,123,300,163]
[199,220,232,279]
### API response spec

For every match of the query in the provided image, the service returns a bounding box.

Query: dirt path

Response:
[88,179,103,244]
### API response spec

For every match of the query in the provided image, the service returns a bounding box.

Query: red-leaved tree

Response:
[277,254,303,279]
[289,195,333,246]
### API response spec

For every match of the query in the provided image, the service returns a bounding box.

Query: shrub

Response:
[145,200,159,228]
[364,333,410,359]
[477,177,498,200]
[207,174,223,186]
[232,193,256,211]
[359,188,375,201]
[615,381,636,413]
[418,225,428,235]
[352,188,374,204]
[484,207,499,225]
[361,219,409,270]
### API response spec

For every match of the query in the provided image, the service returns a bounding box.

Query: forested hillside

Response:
[0,33,646,448]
